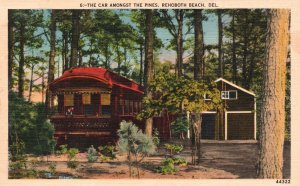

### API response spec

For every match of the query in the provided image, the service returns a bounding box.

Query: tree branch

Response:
[161,10,177,38]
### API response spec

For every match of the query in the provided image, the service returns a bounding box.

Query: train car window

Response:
[124,99,129,114]
[83,94,93,115]
[101,94,111,116]
[133,101,138,113]
[118,98,124,115]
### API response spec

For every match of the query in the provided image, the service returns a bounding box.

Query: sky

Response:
[118,10,219,63]
[24,9,220,101]
[30,10,220,79]
[156,13,218,63]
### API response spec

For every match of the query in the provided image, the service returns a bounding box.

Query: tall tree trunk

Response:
[124,47,127,65]
[104,44,110,69]
[257,9,289,179]
[176,10,184,77]
[139,43,143,85]
[193,9,205,164]
[8,10,14,92]
[63,30,69,71]
[61,39,65,73]
[190,113,202,165]
[144,10,154,136]
[18,21,25,98]
[231,11,237,84]
[246,39,258,89]
[70,10,80,68]
[57,58,60,77]
[46,10,56,113]
[194,9,204,80]
[195,114,202,164]
[28,65,34,102]
[42,71,45,103]
[117,44,121,74]
[217,10,223,77]
[78,46,83,67]
[242,11,249,87]
[88,40,93,67]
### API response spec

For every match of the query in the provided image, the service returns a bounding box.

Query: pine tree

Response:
[8,10,14,92]
[45,10,56,113]
[194,9,204,80]
[257,9,289,179]
[144,10,154,136]
[70,10,81,67]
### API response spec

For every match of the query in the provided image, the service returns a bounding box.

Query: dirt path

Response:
[27,140,290,179]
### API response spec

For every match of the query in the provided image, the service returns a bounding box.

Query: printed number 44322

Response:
[276,180,290,184]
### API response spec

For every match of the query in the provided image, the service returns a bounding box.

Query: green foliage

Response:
[118,121,156,156]
[118,121,156,177]
[99,155,111,162]
[173,157,187,166]
[164,144,183,156]
[156,158,177,175]
[98,145,116,160]
[152,128,160,146]
[87,145,98,163]
[9,92,56,155]
[9,141,26,162]
[48,162,57,175]
[9,159,42,179]
[66,148,79,169]
[67,148,79,161]
[59,144,68,154]
[9,160,27,178]
[24,165,39,178]
[137,72,223,120]
[67,161,78,169]
[171,116,189,136]
[156,157,187,175]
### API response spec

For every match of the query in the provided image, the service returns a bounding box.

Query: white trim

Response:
[225,110,256,141]
[201,111,217,114]
[254,98,257,140]
[226,111,253,114]
[225,112,228,140]
[215,78,256,96]
[186,111,190,139]
[221,90,238,100]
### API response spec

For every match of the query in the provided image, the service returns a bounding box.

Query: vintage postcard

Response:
[0,0,299,185]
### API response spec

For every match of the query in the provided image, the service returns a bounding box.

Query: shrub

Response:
[48,162,57,175]
[67,148,79,160]
[24,169,38,178]
[59,144,68,154]
[118,121,156,178]
[164,144,183,156]
[99,155,110,162]
[173,157,187,166]
[8,140,28,178]
[156,157,186,174]
[171,117,189,139]
[67,148,79,169]
[98,145,116,160]
[156,158,177,175]
[9,160,27,178]
[9,141,26,162]
[9,93,56,156]
[87,145,98,163]
[152,128,160,146]
[67,161,78,169]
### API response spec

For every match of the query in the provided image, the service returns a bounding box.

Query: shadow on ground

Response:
[180,141,291,178]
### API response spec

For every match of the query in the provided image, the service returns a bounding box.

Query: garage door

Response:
[227,113,254,140]
[201,114,216,139]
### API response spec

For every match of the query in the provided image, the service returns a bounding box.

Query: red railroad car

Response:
[49,67,149,147]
